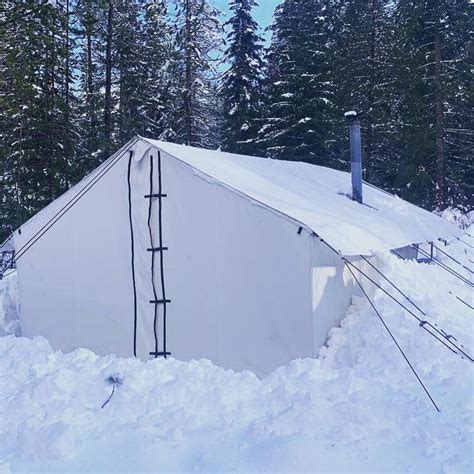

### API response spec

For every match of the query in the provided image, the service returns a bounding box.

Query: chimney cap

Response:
[344,110,363,122]
[344,110,358,118]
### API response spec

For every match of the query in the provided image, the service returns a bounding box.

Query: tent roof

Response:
[141,137,461,256]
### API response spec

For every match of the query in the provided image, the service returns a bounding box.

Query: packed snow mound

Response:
[438,207,474,230]
[0,270,20,337]
[0,232,472,472]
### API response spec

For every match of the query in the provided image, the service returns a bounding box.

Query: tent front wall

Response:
[14,147,137,356]
[14,141,377,375]
[154,149,314,375]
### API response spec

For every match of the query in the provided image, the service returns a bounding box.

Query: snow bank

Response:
[438,208,473,230]
[0,232,473,472]
[0,270,20,337]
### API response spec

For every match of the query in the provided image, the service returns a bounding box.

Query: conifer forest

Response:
[1,0,472,241]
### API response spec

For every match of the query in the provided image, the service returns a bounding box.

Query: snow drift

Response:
[0,270,20,337]
[0,228,473,473]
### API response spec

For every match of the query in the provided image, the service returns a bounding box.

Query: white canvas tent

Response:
[13,137,461,375]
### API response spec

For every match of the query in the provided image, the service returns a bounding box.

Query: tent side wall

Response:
[310,239,378,352]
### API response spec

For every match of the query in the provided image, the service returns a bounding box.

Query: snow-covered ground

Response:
[0,269,20,338]
[0,224,472,473]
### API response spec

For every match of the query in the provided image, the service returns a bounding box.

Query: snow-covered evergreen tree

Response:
[0,0,75,238]
[220,0,264,155]
[259,0,341,166]
[0,0,471,241]
[0,1,13,240]
[114,0,144,143]
[334,0,396,184]
[392,0,472,209]
[74,0,179,163]
[173,0,223,148]
[74,0,116,162]
[74,0,105,171]
[139,0,180,141]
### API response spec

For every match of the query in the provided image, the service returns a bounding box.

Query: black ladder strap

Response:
[145,151,170,359]
[147,154,160,357]
[157,150,170,358]
[127,151,138,357]
[145,193,167,198]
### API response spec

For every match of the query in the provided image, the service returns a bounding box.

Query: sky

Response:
[213,0,280,30]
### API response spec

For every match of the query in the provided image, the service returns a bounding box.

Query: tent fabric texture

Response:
[12,137,461,375]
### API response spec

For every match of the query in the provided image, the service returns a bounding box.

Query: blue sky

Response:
[213,0,280,29]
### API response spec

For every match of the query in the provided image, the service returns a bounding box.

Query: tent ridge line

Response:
[137,138,461,257]
[140,138,315,239]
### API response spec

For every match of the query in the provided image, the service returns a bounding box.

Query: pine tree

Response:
[75,0,148,163]
[259,0,341,166]
[207,80,225,148]
[102,0,114,156]
[220,0,264,155]
[0,0,75,237]
[434,0,473,209]
[1,0,470,244]
[74,0,105,171]
[114,0,144,143]
[392,0,473,209]
[173,0,223,148]
[0,1,14,240]
[139,0,180,140]
[334,0,396,185]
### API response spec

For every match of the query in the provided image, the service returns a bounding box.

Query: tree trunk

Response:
[434,0,446,208]
[86,1,96,137]
[87,26,94,126]
[48,11,56,201]
[184,0,193,145]
[64,0,70,189]
[365,0,378,182]
[104,0,114,154]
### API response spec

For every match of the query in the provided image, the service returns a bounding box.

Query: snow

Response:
[344,110,358,117]
[1,226,473,473]
[438,208,473,230]
[140,137,462,255]
[0,270,20,337]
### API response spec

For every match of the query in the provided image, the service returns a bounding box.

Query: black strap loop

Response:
[127,151,138,357]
